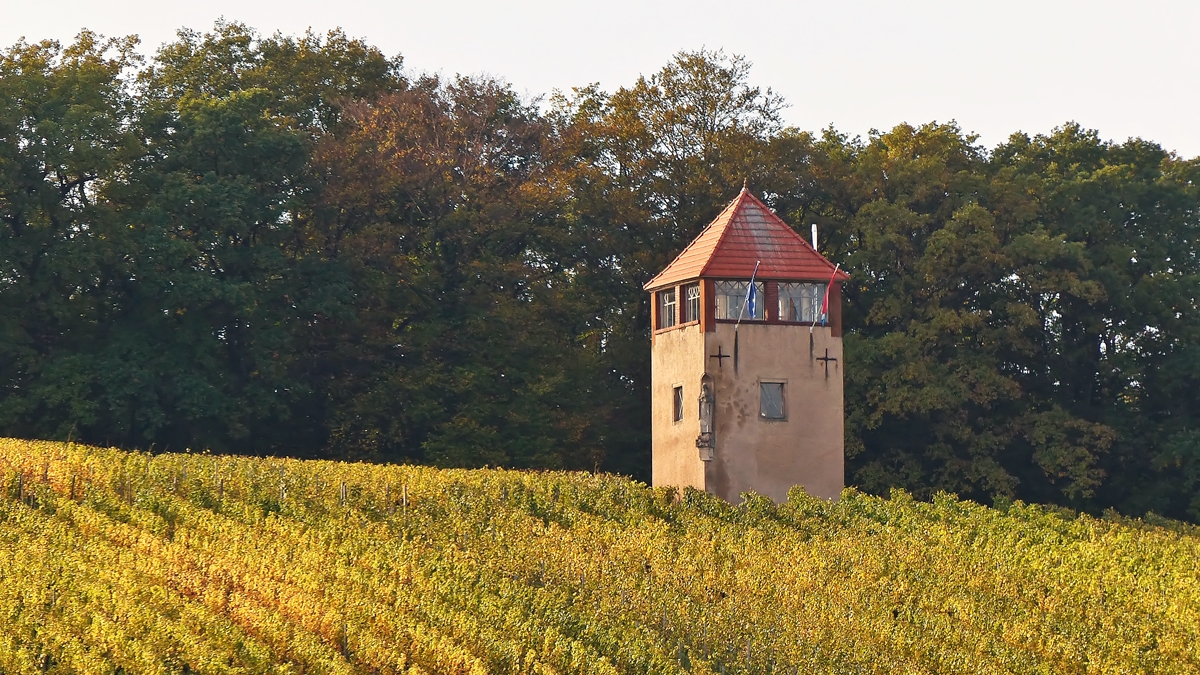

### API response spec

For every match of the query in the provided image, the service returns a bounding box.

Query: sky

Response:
[3,0,1199,157]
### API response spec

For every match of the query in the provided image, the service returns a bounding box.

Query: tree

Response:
[0,32,144,444]
[994,125,1200,518]
[547,49,785,476]
[303,76,607,468]
[0,24,407,455]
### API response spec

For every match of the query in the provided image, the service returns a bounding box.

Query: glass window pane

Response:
[778,283,827,322]
[658,289,677,328]
[760,382,785,419]
[715,281,764,320]
[683,283,701,323]
[673,386,684,422]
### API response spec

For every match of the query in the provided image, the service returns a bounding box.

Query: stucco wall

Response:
[649,323,708,492]
[703,323,844,502]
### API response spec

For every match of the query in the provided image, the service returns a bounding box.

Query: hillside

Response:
[1,439,1197,674]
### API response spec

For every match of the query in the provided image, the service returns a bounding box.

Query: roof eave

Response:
[645,269,850,291]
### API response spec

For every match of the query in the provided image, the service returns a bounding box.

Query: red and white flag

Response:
[820,264,840,325]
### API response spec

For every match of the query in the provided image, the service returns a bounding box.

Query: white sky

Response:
[3,0,1199,158]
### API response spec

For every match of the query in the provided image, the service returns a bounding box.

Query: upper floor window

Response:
[779,283,827,323]
[715,280,764,320]
[657,288,677,329]
[682,283,701,323]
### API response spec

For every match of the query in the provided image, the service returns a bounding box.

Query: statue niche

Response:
[696,376,715,461]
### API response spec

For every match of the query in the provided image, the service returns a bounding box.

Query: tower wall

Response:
[650,319,845,503]
[702,323,844,502]
[649,323,708,493]
[700,324,844,502]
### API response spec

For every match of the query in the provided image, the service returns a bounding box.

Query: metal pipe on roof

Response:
[811,224,818,251]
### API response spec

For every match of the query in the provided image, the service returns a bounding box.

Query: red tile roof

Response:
[644,188,850,291]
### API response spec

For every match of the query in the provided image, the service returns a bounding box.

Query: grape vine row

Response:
[1,438,1197,674]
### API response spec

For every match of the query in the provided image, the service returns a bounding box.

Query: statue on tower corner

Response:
[696,378,715,460]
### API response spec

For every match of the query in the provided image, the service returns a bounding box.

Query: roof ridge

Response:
[739,190,841,276]
[644,189,849,291]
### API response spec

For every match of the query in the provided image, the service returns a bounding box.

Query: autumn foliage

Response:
[1,23,1198,520]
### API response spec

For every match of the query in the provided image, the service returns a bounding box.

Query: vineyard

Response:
[0,439,1197,674]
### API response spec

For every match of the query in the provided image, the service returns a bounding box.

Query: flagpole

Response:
[812,263,840,334]
[734,260,761,373]
[820,263,840,327]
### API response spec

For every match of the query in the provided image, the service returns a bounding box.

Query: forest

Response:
[1,23,1198,521]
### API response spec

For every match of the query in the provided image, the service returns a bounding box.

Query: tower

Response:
[644,188,849,502]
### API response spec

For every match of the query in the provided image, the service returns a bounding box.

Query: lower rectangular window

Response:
[760,382,785,420]
[672,385,684,423]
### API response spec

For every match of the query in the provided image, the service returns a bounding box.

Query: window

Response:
[672,385,684,422]
[682,283,701,323]
[760,382,785,420]
[658,288,677,329]
[714,280,765,320]
[778,283,827,323]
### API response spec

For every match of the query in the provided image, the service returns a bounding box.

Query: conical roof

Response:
[643,188,850,291]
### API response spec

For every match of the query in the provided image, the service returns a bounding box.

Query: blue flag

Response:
[737,260,761,325]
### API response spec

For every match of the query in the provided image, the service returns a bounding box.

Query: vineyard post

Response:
[70,474,76,501]
[769,628,776,670]
[403,483,408,518]
[678,644,691,671]
[340,482,348,507]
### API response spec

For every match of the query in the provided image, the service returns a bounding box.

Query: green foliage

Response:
[823,123,1200,519]
[0,27,1198,520]
[2,438,1199,673]
[0,31,145,442]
